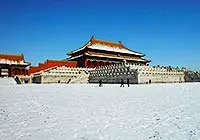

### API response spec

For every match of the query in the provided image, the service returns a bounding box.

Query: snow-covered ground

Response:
[0,77,16,85]
[1,83,200,140]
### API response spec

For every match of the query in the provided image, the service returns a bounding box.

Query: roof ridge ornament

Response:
[90,36,95,43]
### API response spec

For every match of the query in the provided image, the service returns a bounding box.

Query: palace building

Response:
[67,36,151,68]
[0,54,30,77]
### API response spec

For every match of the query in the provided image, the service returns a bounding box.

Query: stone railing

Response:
[89,63,138,84]
[89,62,186,84]
[127,64,185,84]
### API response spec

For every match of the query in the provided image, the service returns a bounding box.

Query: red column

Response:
[94,61,97,68]
[95,61,97,68]
[24,68,26,75]
[99,61,102,66]
[94,61,96,68]
[8,67,10,77]
[10,67,13,77]
[87,60,90,68]
[91,61,93,68]
[26,69,28,75]
[104,61,106,66]
[85,59,88,68]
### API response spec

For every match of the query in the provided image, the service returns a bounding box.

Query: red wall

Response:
[28,60,77,75]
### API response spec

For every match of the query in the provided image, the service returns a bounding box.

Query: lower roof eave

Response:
[85,53,148,62]
[0,63,30,67]
[66,54,84,61]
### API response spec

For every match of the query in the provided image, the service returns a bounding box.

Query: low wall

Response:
[89,63,138,84]
[31,66,92,84]
[89,63,185,84]
[134,66,185,84]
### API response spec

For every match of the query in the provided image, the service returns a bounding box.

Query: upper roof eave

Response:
[87,46,145,56]
[67,40,91,55]
[67,36,145,56]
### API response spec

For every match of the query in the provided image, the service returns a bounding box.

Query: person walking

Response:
[99,79,103,87]
[127,78,130,87]
[120,78,124,87]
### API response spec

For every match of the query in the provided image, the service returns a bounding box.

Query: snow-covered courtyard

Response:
[1,83,200,140]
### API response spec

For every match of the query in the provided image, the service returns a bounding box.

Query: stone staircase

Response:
[89,63,138,84]
[185,71,200,82]
[69,70,89,84]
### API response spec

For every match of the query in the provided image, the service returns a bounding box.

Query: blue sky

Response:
[0,0,200,70]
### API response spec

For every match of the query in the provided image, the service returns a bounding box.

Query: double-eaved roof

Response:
[0,54,30,66]
[68,36,145,56]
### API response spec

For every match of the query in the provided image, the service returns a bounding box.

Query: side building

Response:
[0,54,30,77]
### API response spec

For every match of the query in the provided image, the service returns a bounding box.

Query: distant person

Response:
[127,78,130,87]
[120,78,124,87]
[67,78,71,84]
[149,79,151,84]
[99,79,103,87]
